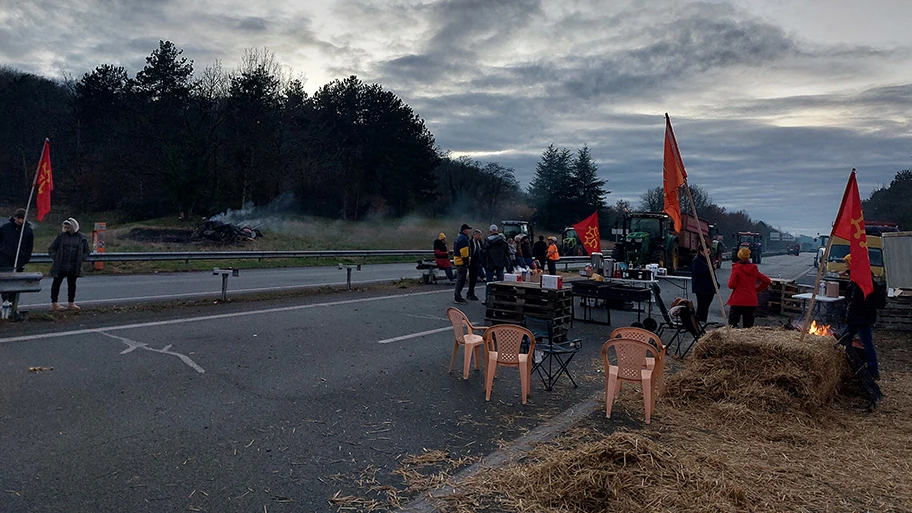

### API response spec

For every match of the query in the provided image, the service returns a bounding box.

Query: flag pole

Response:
[798,167,856,343]
[13,139,47,271]
[682,180,728,322]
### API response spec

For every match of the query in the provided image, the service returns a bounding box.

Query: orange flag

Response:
[831,170,873,297]
[35,140,53,221]
[663,114,686,232]
[572,211,601,254]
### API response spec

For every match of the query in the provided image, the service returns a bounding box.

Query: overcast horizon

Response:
[3,0,911,236]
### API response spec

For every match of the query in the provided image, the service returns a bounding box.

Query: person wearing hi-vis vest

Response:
[546,236,560,275]
[452,224,472,304]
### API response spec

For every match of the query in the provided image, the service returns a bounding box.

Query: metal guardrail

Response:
[27,250,591,267]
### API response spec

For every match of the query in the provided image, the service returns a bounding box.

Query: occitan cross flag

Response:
[572,211,601,255]
[35,139,53,221]
[831,170,873,297]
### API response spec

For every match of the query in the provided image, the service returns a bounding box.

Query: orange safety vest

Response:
[547,243,560,260]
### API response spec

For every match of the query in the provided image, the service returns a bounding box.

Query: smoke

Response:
[209,192,298,227]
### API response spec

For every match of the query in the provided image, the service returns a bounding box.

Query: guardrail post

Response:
[338,263,362,290]
[213,267,239,301]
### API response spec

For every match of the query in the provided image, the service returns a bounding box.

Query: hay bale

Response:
[664,327,847,414]
[460,431,749,512]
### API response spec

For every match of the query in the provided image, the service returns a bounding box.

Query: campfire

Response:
[806,320,835,337]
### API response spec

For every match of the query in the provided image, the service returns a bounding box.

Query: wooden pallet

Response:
[484,282,574,341]
[880,296,912,331]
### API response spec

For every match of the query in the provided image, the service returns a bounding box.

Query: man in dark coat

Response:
[533,235,548,270]
[842,272,885,380]
[483,224,508,283]
[690,246,716,323]
[0,208,34,302]
[48,217,91,310]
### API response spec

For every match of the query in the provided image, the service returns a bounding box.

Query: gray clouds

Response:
[1,0,910,234]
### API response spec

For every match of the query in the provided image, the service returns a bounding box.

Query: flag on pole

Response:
[831,170,873,297]
[35,139,53,221]
[572,211,601,255]
[663,113,687,232]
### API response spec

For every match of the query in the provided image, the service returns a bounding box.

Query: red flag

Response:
[831,170,873,297]
[35,140,53,221]
[572,211,601,254]
[663,114,687,232]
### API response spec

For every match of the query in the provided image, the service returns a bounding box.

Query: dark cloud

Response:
[1,0,910,234]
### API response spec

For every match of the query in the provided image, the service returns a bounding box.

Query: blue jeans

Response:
[843,323,878,376]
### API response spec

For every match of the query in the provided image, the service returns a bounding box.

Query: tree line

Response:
[2,40,904,240]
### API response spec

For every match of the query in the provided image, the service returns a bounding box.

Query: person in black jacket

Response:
[532,235,548,270]
[841,273,885,380]
[690,245,716,323]
[0,208,34,302]
[48,217,90,310]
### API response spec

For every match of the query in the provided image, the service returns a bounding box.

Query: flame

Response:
[807,320,833,336]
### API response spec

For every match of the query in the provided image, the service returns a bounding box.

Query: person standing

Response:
[483,224,508,284]
[727,247,770,328]
[533,235,548,270]
[519,235,534,270]
[433,232,455,283]
[841,271,885,381]
[48,217,90,310]
[467,229,485,301]
[506,236,517,274]
[546,236,560,275]
[691,244,716,323]
[452,224,472,304]
[0,208,35,303]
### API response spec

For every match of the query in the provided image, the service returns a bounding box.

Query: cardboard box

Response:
[825,281,840,298]
[503,273,521,282]
[540,274,563,290]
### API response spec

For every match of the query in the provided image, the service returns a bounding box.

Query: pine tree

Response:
[570,144,608,221]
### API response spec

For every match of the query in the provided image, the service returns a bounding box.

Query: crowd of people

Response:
[439,223,562,305]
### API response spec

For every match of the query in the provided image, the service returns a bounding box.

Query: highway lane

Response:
[0,254,816,512]
[15,263,425,310]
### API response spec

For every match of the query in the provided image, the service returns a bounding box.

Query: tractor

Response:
[732,232,763,264]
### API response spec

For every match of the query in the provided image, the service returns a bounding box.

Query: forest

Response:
[2,41,908,239]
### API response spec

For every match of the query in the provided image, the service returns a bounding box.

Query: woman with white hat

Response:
[48,217,90,310]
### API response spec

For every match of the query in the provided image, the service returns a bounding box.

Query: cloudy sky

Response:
[3,0,911,235]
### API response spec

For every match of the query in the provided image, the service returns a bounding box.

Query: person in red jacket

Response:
[727,247,770,328]
[433,232,455,283]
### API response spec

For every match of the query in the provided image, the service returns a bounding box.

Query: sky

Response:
[2,0,911,236]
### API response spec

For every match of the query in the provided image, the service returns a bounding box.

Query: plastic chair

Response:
[483,324,536,404]
[600,337,662,424]
[523,315,582,391]
[446,307,488,379]
[609,327,666,396]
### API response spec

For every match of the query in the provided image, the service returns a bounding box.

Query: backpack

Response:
[870,281,888,309]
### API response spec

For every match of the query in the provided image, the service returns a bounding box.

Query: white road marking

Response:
[378,327,453,344]
[100,331,205,374]
[17,277,410,309]
[0,290,450,344]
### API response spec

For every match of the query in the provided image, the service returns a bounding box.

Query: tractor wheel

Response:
[668,246,679,274]
[650,249,665,268]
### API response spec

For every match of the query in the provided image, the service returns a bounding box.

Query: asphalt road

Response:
[0,254,815,512]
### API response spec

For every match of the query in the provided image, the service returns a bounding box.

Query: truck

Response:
[611,212,713,274]
[732,232,763,264]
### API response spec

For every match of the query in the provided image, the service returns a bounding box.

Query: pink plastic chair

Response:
[483,324,536,404]
[609,327,666,396]
[446,307,488,379]
[601,337,662,424]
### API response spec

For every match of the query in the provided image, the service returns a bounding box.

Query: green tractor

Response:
[611,212,680,273]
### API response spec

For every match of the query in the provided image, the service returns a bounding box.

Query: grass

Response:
[13,209,478,275]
